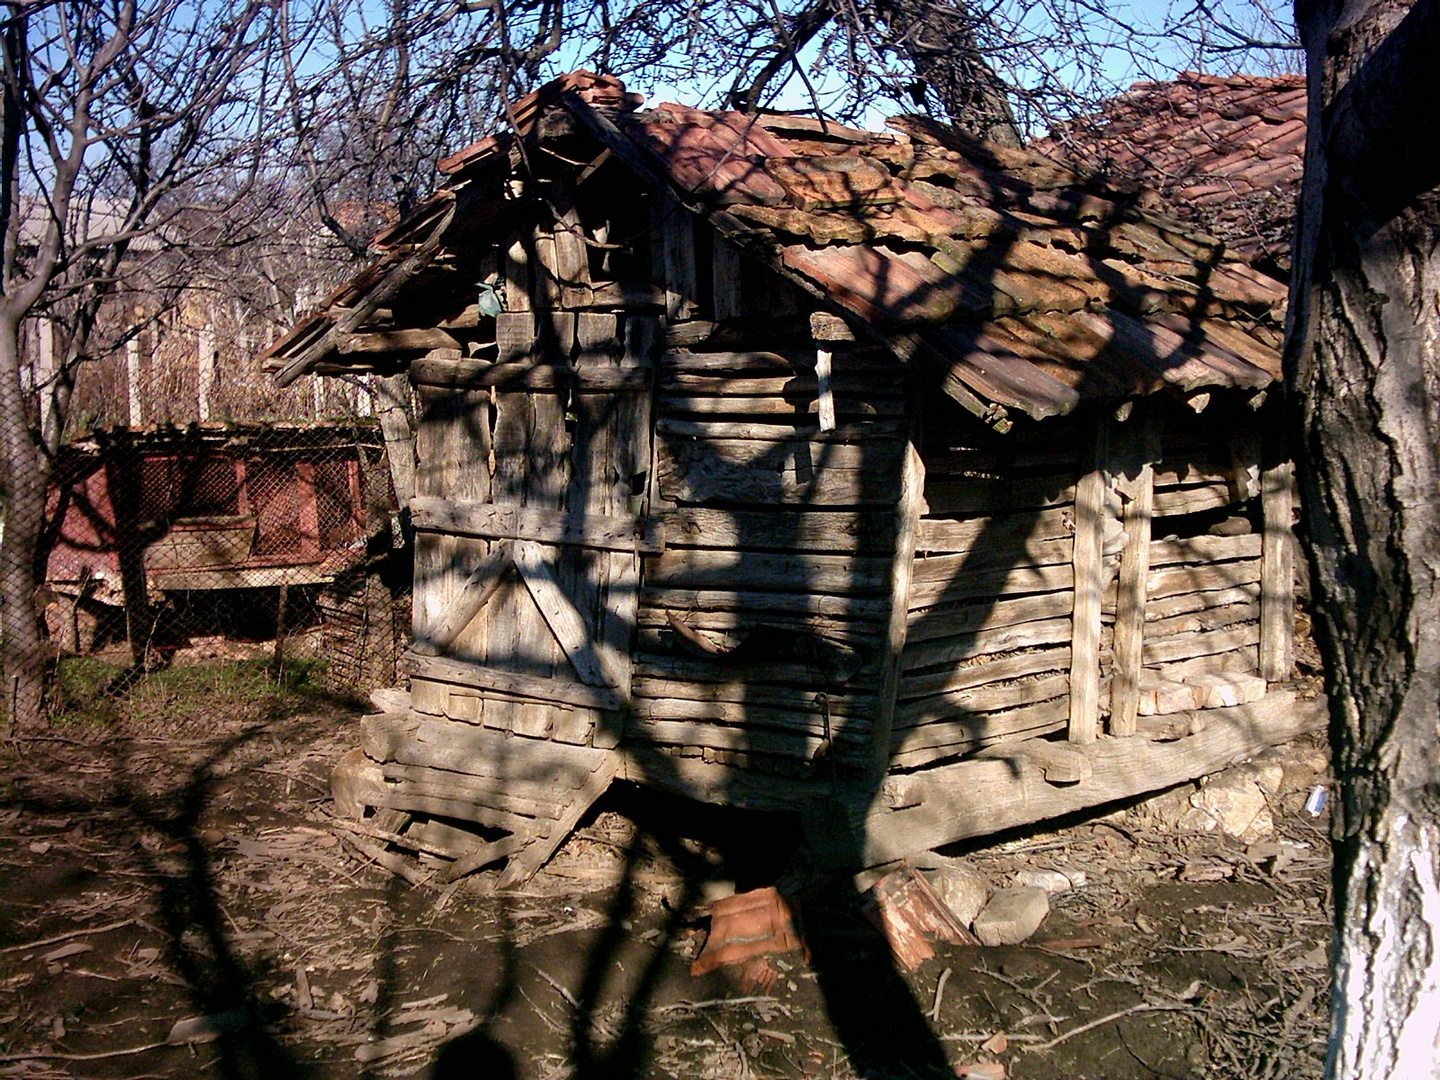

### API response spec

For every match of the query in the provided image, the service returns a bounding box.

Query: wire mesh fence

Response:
[27,314,412,715]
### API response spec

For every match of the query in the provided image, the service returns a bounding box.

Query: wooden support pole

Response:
[1068,418,1110,743]
[874,422,925,777]
[1260,457,1296,682]
[1110,416,1158,736]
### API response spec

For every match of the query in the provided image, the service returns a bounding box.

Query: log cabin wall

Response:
[632,206,910,787]
[894,395,1280,772]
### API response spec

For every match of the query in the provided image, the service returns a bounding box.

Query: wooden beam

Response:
[874,427,926,777]
[411,497,663,553]
[335,328,461,355]
[401,652,624,712]
[410,543,513,658]
[860,689,1325,866]
[1110,416,1158,736]
[1068,419,1110,744]
[1260,456,1296,681]
[514,540,621,688]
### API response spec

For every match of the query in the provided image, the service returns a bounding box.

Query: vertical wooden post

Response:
[814,349,836,432]
[711,239,744,320]
[874,421,924,778]
[1260,456,1296,682]
[1109,416,1158,736]
[1069,418,1110,744]
[197,326,215,421]
[653,193,697,322]
[126,336,143,426]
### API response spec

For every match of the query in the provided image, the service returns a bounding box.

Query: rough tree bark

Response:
[1287,0,1440,1074]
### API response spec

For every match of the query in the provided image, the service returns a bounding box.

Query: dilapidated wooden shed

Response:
[264,71,1320,883]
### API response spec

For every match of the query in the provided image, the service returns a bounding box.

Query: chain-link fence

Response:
[28,311,412,713]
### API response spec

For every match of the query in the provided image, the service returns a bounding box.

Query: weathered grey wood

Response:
[656,418,905,441]
[1068,421,1109,744]
[1151,481,1236,517]
[336,328,460,354]
[411,356,650,391]
[974,737,1094,784]
[895,673,1071,727]
[1146,600,1260,638]
[631,651,878,685]
[924,474,1076,516]
[414,386,490,502]
[712,238,745,320]
[655,193,698,321]
[1259,457,1295,681]
[862,690,1325,865]
[906,588,1074,644]
[379,765,561,819]
[1146,560,1261,600]
[814,348,837,432]
[899,646,1071,699]
[514,539,620,687]
[1110,419,1157,736]
[901,617,1075,671]
[656,434,902,506]
[644,547,890,595]
[1142,623,1260,666]
[906,562,1074,611]
[660,506,894,553]
[627,717,866,763]
[1149,533,1262,566]
[874,434,925,778]
[633,694,871,735]
[576,312,620,366]
[637,607,880,646]
[499,754,619,887]
[442,834,532,883]
[661,348,809,373]
[402,652,623,711]
[412,496,662,553]
[891,700,1072,768]
[639,586,889,621]
[497,311,535,365]
[374,373,418,507]
[913,506,1075,553]
[658,392,905,417]
[1126,583,1260,621]
[410,542,512,657]
[909,536,1075,582]
[504,235,532,312]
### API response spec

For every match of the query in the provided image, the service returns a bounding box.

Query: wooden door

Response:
[405,312,658,749]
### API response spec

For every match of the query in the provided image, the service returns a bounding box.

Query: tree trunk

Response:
[1288,1,1440,1075]
[0,315,51,733]
[878,0,1021,147]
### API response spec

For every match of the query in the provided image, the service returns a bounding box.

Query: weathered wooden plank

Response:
[363,710,609,777]
[658,393,905,417]
[644,547,890,595]
[631,699,871,743]
[336,328,460,354]
[402,653,623,711]
[905,561,1074,609]
[636,606,882,646]
[514,539,619,687]
[1259,457,1295,681]
[379,765,561,819]
[899,645,1072,699]
[712,239,745,320]
[923,474,1076,516]
[910,536,1075,582]
[1110,417,1157,736]
[1152,481,1237,517]
[412,496,662,553]
[914,506,1075,553]
[906,586,1074,644]
[656,418,906,441]
[410,542,512,657]
[1149,533,1262,567]
[874,434,924,778]
[626,717,864,763]
[900,617,1075,671]
[1068,421,1109,745]
[411,356,651,391]
[1146,600,1260,639]
[656,193,698,321]
[660,506,894,553]
[657,435,902,506]
[1147,559,1261,598]
[891,699,1072,764]
[865,692,1325,864]
[504,235,532,312]
[895,673,1070,727]
[631,652,878,685]
[1141,622,1260,666]
[639,587,889,621]
[414,386,491,502]
[1127,582,1260,621]
[498,754,620,888]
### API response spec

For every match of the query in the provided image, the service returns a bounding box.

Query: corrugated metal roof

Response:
[263,71,1288,425]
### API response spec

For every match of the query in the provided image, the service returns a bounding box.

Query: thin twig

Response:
[931,966,952,1022]
[1023,1002,1191,1053]
[0,918,136,954]
[0,1040,168,1062]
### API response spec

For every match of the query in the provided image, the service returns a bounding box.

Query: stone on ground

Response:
[972,886,1049,946]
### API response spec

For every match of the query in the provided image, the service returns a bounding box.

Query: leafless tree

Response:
[1286,0,1440,1074]
[0,0,278,732]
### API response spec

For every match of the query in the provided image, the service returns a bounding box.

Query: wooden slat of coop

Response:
[898,645,1072,699]
[661,507,895,554]
[905,590,1074,644]
[889,698,1073,770]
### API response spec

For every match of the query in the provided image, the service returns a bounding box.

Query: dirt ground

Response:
[0,666,1334,1080]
